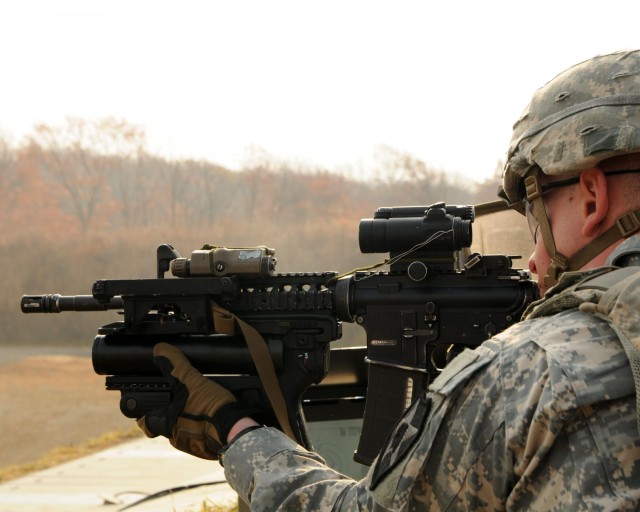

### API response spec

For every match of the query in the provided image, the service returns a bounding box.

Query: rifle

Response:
[21,202,538,465]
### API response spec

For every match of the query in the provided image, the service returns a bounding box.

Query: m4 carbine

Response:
[21,203,538,465]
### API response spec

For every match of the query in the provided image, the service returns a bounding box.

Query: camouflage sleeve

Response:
[221,427,359,510]
[222,310,640,510]
[221,344,500,511]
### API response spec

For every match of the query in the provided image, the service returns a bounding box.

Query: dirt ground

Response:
[0,348,133,469]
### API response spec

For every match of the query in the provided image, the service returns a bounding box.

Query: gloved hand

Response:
[137,342,260,460]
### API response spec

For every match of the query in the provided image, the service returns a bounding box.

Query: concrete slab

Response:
[0,436,238,512]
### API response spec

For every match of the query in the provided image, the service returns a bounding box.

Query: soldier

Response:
[139,50,640,510]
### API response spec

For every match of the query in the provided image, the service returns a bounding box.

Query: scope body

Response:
[359,203,474,255]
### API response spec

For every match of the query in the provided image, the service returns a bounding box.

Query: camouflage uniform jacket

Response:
[222,267,640,511]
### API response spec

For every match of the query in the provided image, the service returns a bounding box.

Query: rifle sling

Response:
[211,304,297,442]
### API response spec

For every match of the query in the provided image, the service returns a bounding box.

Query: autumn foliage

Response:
[0,118,501,344]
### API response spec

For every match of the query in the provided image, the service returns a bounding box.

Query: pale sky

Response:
[1,0,639,183]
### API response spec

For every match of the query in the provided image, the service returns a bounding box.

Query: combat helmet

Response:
[500,50,640,287]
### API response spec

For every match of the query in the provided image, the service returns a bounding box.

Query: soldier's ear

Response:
[579,168,609,239]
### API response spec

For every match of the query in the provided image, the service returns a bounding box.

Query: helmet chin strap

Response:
[525,174,640,288]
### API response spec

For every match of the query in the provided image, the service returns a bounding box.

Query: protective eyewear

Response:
[522,168,640,242]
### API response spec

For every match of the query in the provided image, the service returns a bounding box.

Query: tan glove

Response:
[137,342,260,460]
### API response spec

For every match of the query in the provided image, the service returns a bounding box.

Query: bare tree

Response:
[371,145,475,206]
[0,134,17,218]
[181,160,235,228]
[30,118,146,232]
[373,144,434,183]
[154,158,190,227]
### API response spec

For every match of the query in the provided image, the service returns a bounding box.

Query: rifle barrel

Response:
[20,294,124,313]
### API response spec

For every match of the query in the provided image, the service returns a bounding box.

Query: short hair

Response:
[599,153,640,208]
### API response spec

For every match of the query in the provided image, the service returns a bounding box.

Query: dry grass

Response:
[0,426,141,483]
[0,351,135,477]
[187,500,239,512]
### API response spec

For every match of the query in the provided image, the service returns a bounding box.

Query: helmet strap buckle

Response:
[524,174,542,201]
[545,254,570,288]
[615,210,640,238]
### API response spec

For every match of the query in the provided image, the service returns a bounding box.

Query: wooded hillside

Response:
[1,118,504,344]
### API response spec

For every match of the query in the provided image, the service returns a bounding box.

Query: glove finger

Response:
[153,342,201,383]
[136,378,190,438]
[154,342,188,362]
[188,375,236,407]
[136,416,158,438]
[153,343,236,416]
[172,422,221,460]
[152,355,177,380]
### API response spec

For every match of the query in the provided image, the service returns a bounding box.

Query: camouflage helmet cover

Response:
[502,50,640,207]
